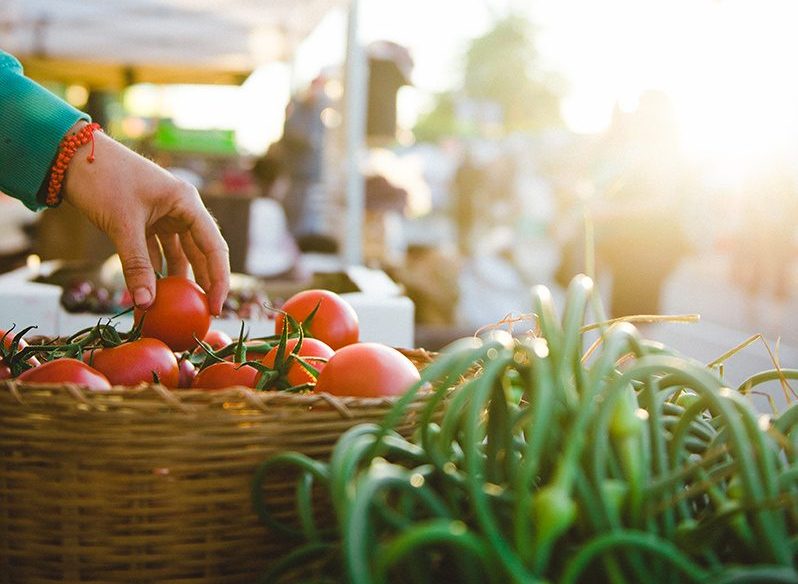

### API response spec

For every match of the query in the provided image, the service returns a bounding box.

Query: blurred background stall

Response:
[1,0,797,371]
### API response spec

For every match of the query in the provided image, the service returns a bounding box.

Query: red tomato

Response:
[17,358,111,391]
[202,329,234,351]
[259,337,334,389]
[192,361,259,390]
[133,277,211,352]
[314,343,420,398]
[274,289,359,350]
[86,338,180,387]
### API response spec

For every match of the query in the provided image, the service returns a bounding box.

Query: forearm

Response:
[0,50,89,211]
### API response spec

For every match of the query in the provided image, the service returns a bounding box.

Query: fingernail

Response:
[133,287,153,308]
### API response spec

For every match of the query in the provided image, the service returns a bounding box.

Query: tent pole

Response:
[343,0,367,266]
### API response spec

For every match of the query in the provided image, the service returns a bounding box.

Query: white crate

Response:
[342,292,414,348]
[0,263,415,347]
[0,279,62,337]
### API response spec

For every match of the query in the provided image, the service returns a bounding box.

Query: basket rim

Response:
[0,346,440,416]
[0,380,432,403]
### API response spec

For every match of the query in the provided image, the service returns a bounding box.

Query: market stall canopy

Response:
[0,0,346,88]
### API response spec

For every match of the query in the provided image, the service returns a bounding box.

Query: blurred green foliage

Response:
[414,14,565,141]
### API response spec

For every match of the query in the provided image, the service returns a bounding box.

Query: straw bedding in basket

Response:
[0,348,437,584]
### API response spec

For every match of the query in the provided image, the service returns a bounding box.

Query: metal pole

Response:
[343,0,368,266]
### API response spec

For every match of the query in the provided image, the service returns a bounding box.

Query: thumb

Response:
[113,229,157,310]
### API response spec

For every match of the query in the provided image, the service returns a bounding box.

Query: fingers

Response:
[149,183,228,315]
[181,225,229,316]
[112,226,157,310]
[159,232,190,278]
[146,234,164,275]
[183,211,229,317]
[169,185,229,315]
[180,230,209,292]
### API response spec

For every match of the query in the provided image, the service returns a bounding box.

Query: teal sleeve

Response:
[0,50,90,211]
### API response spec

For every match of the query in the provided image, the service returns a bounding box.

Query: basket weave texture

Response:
[0,348,437,583]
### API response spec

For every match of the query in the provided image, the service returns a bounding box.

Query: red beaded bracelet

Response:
[45,122,103,207]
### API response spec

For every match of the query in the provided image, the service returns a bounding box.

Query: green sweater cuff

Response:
[0,52,89,211]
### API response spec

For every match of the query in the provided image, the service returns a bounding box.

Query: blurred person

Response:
[252,148,288,199]
[363,173,410,268]
[0,49,230,314]
[451,146,484,257]
[457,226,530,330]
[591,91,694,317]
[365,173,409,214]
[246,149,300,278]
[279,75,328,239]
[390,243,461,326]
[485,148,522,243]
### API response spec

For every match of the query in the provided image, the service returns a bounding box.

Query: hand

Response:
[62,124,230,315]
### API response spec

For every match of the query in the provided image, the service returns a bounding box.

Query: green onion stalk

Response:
[252,274,798,583]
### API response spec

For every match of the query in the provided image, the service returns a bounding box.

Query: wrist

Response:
[45,122,102,207]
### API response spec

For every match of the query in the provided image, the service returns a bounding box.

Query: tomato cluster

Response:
[268,288,420,397]
[3,282,421,398]
[0,276,212,391]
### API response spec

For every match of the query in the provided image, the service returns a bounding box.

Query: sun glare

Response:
[668,1,798,172]
[540,0,798,179]
[124,0,798,167]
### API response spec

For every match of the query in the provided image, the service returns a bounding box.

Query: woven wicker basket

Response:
[0,348,438,584]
